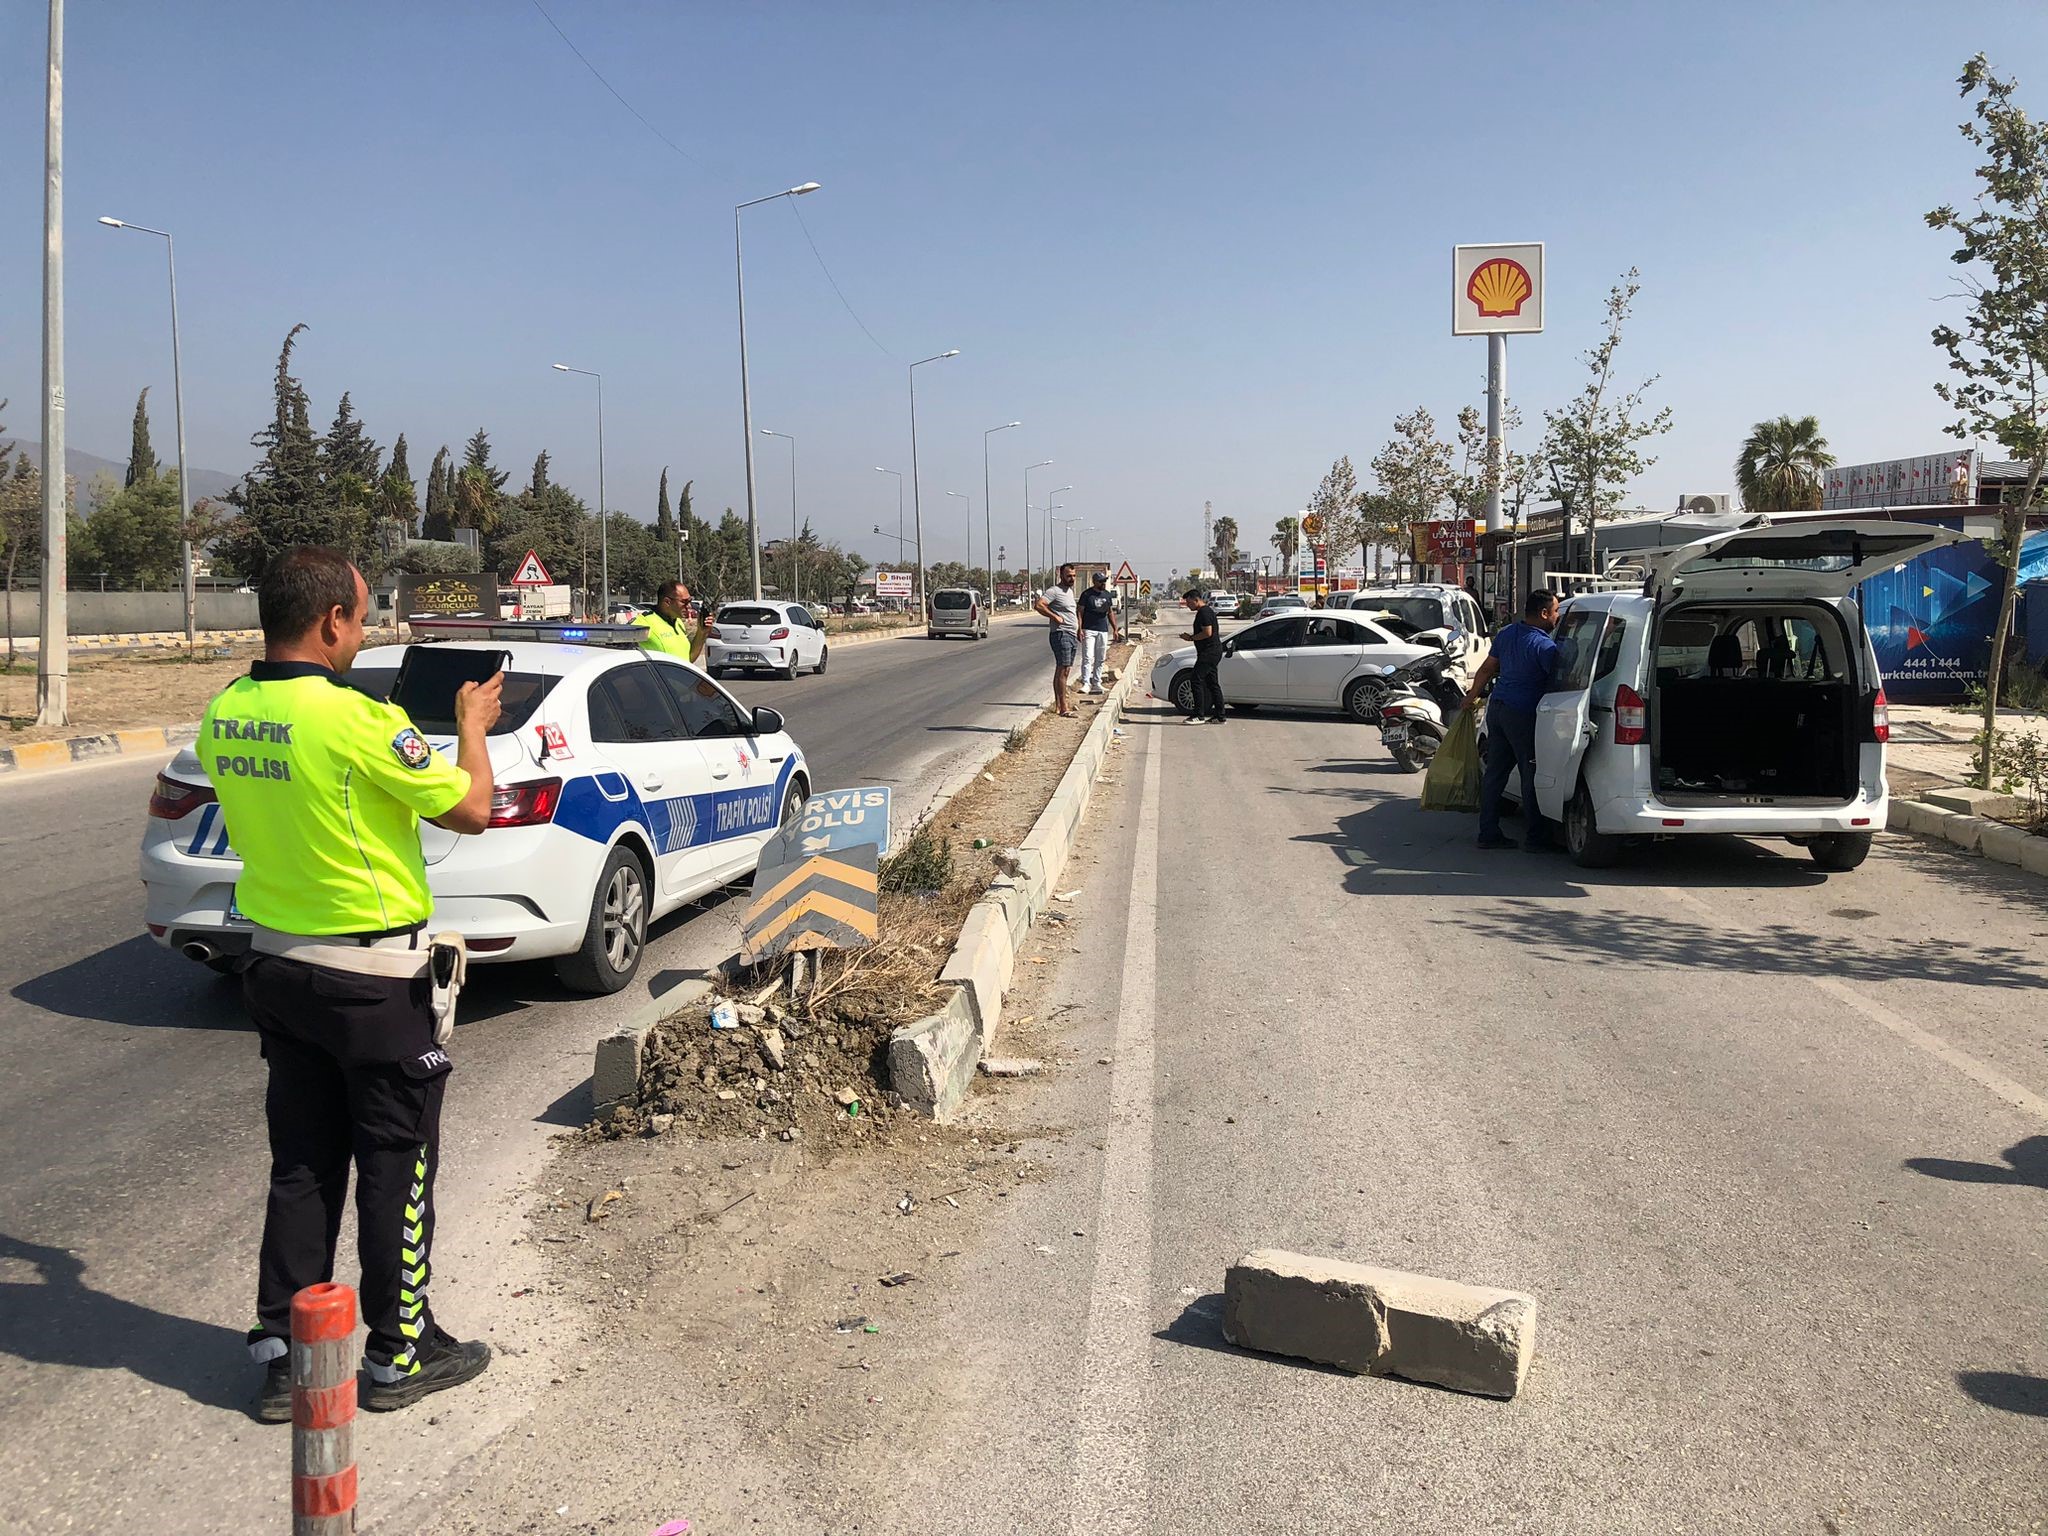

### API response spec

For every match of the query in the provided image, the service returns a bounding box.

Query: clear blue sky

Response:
[4,0,2045,580]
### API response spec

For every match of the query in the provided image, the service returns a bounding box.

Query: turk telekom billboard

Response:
[1859,521,2048,702]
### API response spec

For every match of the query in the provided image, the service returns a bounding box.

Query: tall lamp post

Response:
[873,466,904,576]
[1023,459,1051,592]
[550,363,607,616]
[761,429,798,602]
[98,216,194,644]
[736,180,821,600]
[906,349,959,611]
[982,421,1018,601]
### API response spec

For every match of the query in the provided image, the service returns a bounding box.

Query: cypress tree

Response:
[125,387,158,489]
[387,432,412,490]
[322,392,381,484]
[656,466,675,543]
[421,445,453,540]
[220,323,329,577]
[528,449,553,498]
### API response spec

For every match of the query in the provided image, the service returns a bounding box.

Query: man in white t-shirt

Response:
[1032,563,1080,718]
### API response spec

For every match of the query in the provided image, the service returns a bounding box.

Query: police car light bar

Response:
[405,618,647,648]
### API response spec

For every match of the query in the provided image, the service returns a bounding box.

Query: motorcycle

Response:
[1377,648,1470,773]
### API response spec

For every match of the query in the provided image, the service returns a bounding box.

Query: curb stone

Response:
[1888,796,2046,881]
[0,722,200,778]
[888,646,1146,1121]
[590,978,717,1117]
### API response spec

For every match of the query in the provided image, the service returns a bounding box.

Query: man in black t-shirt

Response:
[1076,571,1122,696]
[1180,588,1225,724]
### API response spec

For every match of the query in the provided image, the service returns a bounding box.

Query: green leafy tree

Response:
[1927,53,2048,777]
[392,540,481,575]
[1540,269,1674,568]
[455,429,508,536]
[1208,515,1241,583]
[1271,515,1299,575]
[421,445,453,540]
[1370,411,1457,575]
[1305,455,1372,589]
[219,324,338,579]
[76,470,183,587]
[489,449,589,584]
[322,392,380,484]
[125,388,158,489]
[377,432,417,540]
[1735,415,1834,514]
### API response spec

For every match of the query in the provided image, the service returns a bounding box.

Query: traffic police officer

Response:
[203,546,502,1422]
[633,578,703,661]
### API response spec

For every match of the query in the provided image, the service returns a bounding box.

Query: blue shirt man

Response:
[1465,589,1561,848]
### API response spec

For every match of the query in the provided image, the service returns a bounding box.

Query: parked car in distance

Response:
[1480,518,1966,871]
[607,603,641,623]
[142,628,810,994]
[1253,593,1308,620]
[1149,611,1434,720]
[704,600,831,679]
[928,587,990,640]
[1208,590,1241,618]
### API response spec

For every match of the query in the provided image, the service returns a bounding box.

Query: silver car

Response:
[928,588,990,640]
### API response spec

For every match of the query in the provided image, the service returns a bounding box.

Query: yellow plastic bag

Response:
[1419,708,1481,813]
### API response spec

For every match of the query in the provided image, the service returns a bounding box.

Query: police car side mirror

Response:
[750,706,785,737]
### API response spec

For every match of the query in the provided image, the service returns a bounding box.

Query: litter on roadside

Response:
[880,1271,917,1286]
[1054,889,1081,901]
[833,1316,868,1333]
[586,1190,624,1222]
[708,1001,739,1031]
[897,1192,919,1215]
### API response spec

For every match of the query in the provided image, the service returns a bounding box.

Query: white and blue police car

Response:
[140,621,810,993]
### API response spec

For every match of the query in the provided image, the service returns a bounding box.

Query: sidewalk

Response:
[1886,702,2046,789]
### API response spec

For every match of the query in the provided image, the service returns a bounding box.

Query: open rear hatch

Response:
[1649,518,1969,601]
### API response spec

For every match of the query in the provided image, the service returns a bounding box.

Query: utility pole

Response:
[37,0,68,727]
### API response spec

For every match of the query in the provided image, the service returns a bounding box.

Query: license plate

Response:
[730,652,762,663]
[1382,726,1408,745]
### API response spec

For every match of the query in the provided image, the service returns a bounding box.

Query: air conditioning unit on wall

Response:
[1679,493,1733,515]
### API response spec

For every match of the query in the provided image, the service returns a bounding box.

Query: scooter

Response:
[1378,650,1469,773]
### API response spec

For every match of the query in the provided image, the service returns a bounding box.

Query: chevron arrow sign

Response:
[742,843,880,961]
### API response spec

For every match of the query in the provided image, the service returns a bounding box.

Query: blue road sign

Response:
[762,785,892,866]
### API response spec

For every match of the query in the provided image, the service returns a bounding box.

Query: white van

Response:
[1484,519,1965,871]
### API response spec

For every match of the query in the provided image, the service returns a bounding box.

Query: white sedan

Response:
[141,624,811,994]
[705,600,831,679]
[1148,612,1435,721]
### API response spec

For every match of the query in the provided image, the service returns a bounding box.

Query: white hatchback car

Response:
[1481,518,1964,870]
[704,600,830,679]
[141,624,812,993]
[1149,611,1435,720]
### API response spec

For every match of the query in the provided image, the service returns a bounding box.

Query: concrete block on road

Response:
[937,898,1014,1043]
[2020,835,2048,877]
[1923,786,2023,820]
[1223,1249,1537,1399]
[1979,823,2031,868]
[1942,812,1986,852]
[888,986,981,1120]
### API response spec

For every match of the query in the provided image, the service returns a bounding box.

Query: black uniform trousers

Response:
[1191,646,1226,720]
[242,954,452,1368]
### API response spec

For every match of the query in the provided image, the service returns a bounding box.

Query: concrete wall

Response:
[0,590,261,637]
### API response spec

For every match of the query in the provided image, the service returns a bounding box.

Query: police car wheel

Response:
[556,844,649,994]
[780,779,807,832]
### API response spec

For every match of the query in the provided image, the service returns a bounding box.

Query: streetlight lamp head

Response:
[98,216,125,227]
[790,182,822,196]
[551,363,571,371]
[941,350,960,358]
[1005,421,1021,428]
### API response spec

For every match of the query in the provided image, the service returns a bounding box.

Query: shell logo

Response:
[1467,257,1533,319]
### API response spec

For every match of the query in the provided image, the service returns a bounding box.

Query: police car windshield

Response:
[345,665,560,737]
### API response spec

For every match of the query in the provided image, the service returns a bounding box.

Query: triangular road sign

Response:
[510,549,551,585]
[1114,560,1137,584]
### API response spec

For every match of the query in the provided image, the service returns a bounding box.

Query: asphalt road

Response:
[0,616,1054,1534]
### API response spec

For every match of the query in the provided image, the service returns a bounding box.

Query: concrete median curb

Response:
[1888,796,2048,879]
[591,978,718,1118]
[889,646,1145,1121]
[0,722,200,778]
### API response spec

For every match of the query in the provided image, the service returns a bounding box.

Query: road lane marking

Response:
[1810,976,2048,1121]
[1066,700,1160,1535]
[1654,885,2048,1121]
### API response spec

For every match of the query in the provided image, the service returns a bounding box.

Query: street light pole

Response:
[906,349,958,612]
[873,467,904,577]
[551,363,607,615]
[983,421,1018,601]
[761,429,797,603]
[1023,460,1051,593]
[99,216,193,644]
[736,181,821,601]
[37,0,67,726]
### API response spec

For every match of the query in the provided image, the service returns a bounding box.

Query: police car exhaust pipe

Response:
[181,940,221,964]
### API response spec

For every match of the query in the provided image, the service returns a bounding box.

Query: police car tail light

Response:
[487,776,563,828]
[1870,687,1891,744]
[1614,684,1648,745]
[148,773,216,819]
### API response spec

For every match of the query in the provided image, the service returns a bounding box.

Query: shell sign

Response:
[1453,242,1544,335]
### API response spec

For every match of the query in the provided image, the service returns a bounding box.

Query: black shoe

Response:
[362,1330,492,1413]
[1475,835,1515,850]
[256,1358,293,1424]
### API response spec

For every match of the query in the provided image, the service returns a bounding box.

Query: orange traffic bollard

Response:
[290,1282,358,1535]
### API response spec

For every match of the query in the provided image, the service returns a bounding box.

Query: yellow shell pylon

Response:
[1467,258,1532,318]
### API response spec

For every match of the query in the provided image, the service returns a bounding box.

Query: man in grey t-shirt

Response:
[1033,563,1080,717]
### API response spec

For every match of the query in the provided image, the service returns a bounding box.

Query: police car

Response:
[141,621,811,994]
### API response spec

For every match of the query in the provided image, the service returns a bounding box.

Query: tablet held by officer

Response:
[202,546,502,1423]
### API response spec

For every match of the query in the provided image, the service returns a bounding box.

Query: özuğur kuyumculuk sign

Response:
[742,787,892,961]
[1452,243,1544,335]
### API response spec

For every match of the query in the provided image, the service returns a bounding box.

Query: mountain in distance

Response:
[8,441,242,504]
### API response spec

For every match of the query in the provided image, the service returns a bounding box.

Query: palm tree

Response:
[1271,515,1299,575]
[1736,415,1835,514]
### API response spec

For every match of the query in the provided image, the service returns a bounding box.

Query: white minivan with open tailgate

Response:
[1483,518,1967,871]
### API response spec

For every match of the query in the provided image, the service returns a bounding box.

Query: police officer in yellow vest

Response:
[632,579,703,661]
[202,547,502,1422]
